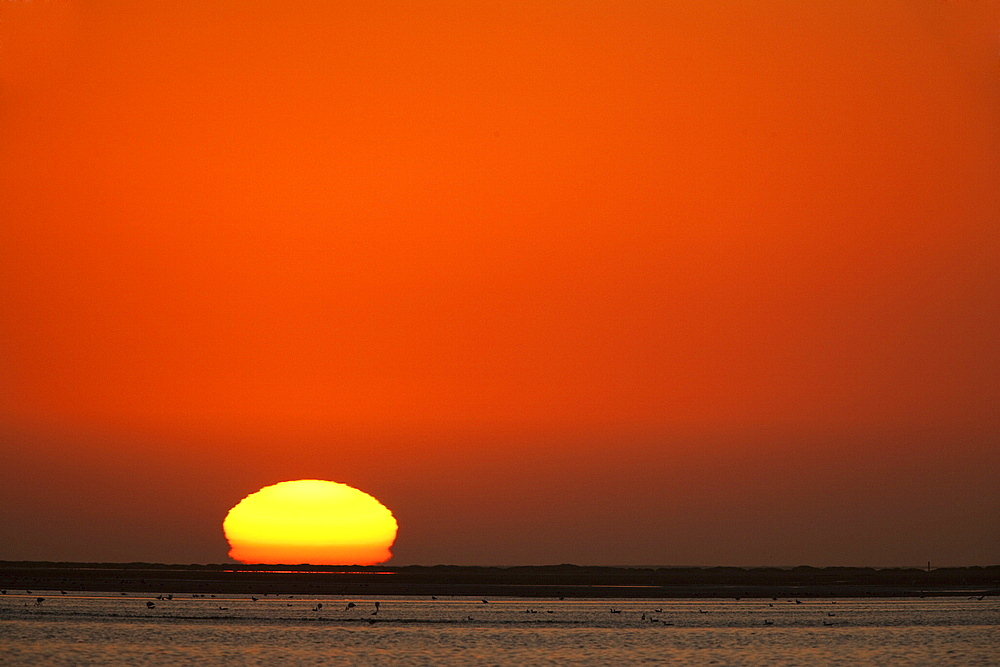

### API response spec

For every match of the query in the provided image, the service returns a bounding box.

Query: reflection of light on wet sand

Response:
[5,596,998,666]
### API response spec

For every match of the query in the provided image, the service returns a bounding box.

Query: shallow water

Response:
[1,592,996,665]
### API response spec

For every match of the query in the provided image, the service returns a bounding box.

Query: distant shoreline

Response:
[2,562,997,599]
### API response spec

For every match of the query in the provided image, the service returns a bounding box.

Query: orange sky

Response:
[1,1,997,566]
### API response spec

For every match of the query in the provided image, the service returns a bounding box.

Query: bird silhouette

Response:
[345,602,356,611]
[146,601,155,609]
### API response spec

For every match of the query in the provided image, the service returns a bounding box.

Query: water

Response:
[1,592,996,665]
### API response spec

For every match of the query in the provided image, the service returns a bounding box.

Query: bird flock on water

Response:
[4,589,993,626]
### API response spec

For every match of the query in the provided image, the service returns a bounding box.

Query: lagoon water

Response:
[1,593,996,665]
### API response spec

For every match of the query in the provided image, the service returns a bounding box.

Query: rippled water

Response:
[1,592,996,665]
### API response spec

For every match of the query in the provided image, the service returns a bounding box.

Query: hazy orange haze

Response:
[1,1,997,566]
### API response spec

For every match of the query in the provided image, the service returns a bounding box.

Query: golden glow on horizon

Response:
[0,1,996,569]
[223,480,397,565]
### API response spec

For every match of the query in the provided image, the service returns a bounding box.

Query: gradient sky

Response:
[1,1,997,566]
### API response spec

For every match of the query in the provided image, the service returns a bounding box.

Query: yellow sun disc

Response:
[223,480,398,565]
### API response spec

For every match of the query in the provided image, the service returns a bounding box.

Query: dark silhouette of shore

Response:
[2,562,997,598]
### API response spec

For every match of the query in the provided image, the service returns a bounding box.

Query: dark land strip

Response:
[1,562,997,599]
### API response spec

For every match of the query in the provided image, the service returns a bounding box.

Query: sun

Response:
[223,480,398,565]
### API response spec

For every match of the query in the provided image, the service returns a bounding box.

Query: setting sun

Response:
[223,480,397,565]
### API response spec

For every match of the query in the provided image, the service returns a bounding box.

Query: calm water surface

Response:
[1,592,996,665]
